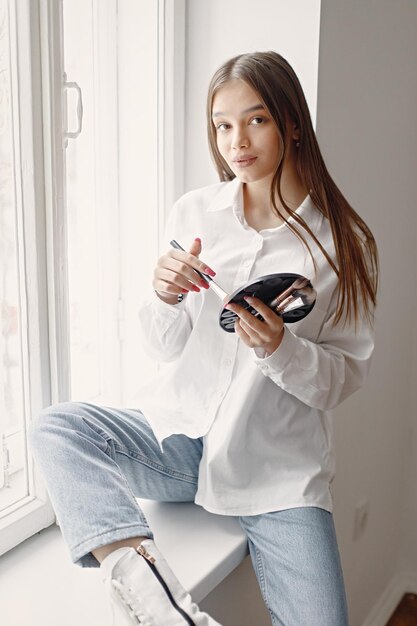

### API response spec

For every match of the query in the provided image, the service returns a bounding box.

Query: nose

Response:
[231,126,249,150]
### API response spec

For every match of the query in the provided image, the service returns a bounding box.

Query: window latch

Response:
[63,72,83,146]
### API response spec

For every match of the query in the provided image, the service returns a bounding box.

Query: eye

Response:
[250,116,265,125]
[216,122,230,132]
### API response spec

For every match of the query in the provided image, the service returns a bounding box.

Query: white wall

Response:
[399,293,417,571]
[184,1,417,625]
[317,1,417,624]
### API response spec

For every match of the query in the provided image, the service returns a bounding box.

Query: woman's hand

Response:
[225,296,285,356]
[153,238,216,305]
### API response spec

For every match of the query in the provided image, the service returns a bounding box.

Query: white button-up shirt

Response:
[136,178,375,515]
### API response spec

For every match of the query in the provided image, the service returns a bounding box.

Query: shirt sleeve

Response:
[137,199,193,362]
[137,295,193,362]
[252,285,375,410]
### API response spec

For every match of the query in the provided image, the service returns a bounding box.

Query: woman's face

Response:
[212,79,285,186]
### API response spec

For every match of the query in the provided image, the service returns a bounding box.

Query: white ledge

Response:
[0,500,248,626]
[137,499,248,602]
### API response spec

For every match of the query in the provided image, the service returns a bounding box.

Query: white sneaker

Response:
[101,540,222,626]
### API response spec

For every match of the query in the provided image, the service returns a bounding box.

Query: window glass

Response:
[63,0,159,407]
[0,0,29,511]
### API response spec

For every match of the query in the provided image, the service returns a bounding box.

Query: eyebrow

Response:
[211,104,266,118]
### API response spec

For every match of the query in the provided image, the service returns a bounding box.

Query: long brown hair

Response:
[206,51,378,326]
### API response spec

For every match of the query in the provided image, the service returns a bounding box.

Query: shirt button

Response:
[223,358,232,367]
[242,259,251,268]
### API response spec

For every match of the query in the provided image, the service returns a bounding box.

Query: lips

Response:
[232,155,257,168]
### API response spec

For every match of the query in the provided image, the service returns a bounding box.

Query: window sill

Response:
[0,499,249,626]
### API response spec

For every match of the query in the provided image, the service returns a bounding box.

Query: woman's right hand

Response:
[152,237,216,305]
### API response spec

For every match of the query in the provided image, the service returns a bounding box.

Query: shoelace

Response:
[111,576,153,626]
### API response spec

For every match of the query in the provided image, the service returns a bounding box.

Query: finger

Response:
[160,254,210,289]
[239,318,262,342]
[168,248,215,283]
[236,316,285,356]
[155,267,202,293]
[243,296,283,326]
[226,298,284,343]
[235,318,263,349]
[188,237,202,258]
[234,318,249,342]
[187,237,217,279]
[224,300,268,333]
[187,238,211,287]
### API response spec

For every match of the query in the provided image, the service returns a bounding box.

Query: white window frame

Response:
[0,0,185,556]
[0,0,57,555]
[159,0,186,228]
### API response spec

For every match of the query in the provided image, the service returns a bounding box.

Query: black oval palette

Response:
[219,273,316,333]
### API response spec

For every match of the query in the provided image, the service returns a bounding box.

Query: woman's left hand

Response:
[224,296,285,356]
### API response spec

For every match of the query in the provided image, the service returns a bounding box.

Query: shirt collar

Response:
[207,178,322,232]
[207,178,320,233]
[207,177,241,212]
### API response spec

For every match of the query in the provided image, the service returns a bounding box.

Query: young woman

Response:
[30,51,378,626]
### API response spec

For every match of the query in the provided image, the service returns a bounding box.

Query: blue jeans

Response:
[29,401,349,626]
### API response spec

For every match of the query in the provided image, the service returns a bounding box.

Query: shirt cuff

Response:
[152,293,187,316]
[253,326,298,375]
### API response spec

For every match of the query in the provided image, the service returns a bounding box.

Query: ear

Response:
[286,117,300,142]
[291,123,300,141]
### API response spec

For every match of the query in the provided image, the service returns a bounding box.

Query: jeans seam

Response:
[104,441,151,528]
[113,445,199,484]
[253,542,278,626]
[82,413,200,484]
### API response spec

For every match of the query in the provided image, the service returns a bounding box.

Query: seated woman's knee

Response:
[29,401,85,448]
